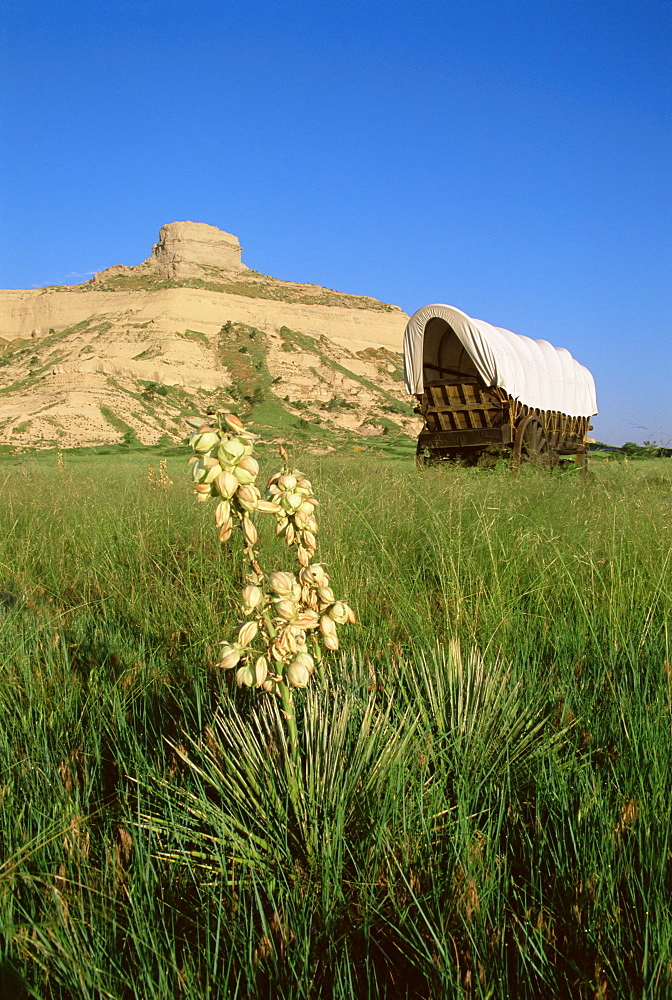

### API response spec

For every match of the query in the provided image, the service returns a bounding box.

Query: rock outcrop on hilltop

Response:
[0,223,415,451]
[93,221,247,284]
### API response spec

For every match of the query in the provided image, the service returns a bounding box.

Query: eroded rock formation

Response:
[93,221,247,283]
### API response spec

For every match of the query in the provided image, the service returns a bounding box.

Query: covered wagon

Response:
[403,304,598,468]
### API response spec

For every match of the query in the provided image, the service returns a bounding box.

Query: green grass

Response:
[179,329,210,345]
[87,270,395,311]
[0,452,670,998]
[99,406,141,446]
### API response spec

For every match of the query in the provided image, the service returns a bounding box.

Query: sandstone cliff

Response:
[92,221,247,284]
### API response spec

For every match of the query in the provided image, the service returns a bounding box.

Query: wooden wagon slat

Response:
[425,402,503,413]
[419,426,513,448]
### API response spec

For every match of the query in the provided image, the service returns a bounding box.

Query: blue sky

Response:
[1,0,670,445]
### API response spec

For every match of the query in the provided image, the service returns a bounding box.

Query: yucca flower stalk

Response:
[186,410,355,765]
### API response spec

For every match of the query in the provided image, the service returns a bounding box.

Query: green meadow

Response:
[0,446,670,999]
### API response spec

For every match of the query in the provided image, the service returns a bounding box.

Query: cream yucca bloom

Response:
[268,572,296,598]
[237,620,259,646]
[218,644,242,670]
[242,516,258,546]
[214,501,231,527]
[235,664,256,688]
[214,470,239,499]
[241,585,263,614]
[237,485,261,512]
[187,410,356,705]
[274,599,298,621]
[320,615,337,638]
[328,602,350,625]
[286,659,310,688]
[254,656,269,686]
[190,430,220,453]
[217,436,248,464]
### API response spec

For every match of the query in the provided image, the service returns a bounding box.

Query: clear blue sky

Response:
[1,0,670,445]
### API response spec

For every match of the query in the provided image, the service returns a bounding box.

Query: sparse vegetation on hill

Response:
[85,269,397,311]
[0,312,416,451]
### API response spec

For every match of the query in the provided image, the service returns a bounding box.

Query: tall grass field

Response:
[0,446,670,999]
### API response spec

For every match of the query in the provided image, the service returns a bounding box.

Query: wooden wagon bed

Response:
[416,373,591,467]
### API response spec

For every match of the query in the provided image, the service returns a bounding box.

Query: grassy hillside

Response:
[0,450,670,998]
[86,269,398,311]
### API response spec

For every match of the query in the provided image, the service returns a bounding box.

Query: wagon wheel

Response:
[513,416,551,470]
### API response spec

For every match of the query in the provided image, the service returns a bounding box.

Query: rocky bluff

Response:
[93,221,247,283]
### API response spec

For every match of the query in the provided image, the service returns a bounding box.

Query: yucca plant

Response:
[186,410,356,766]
